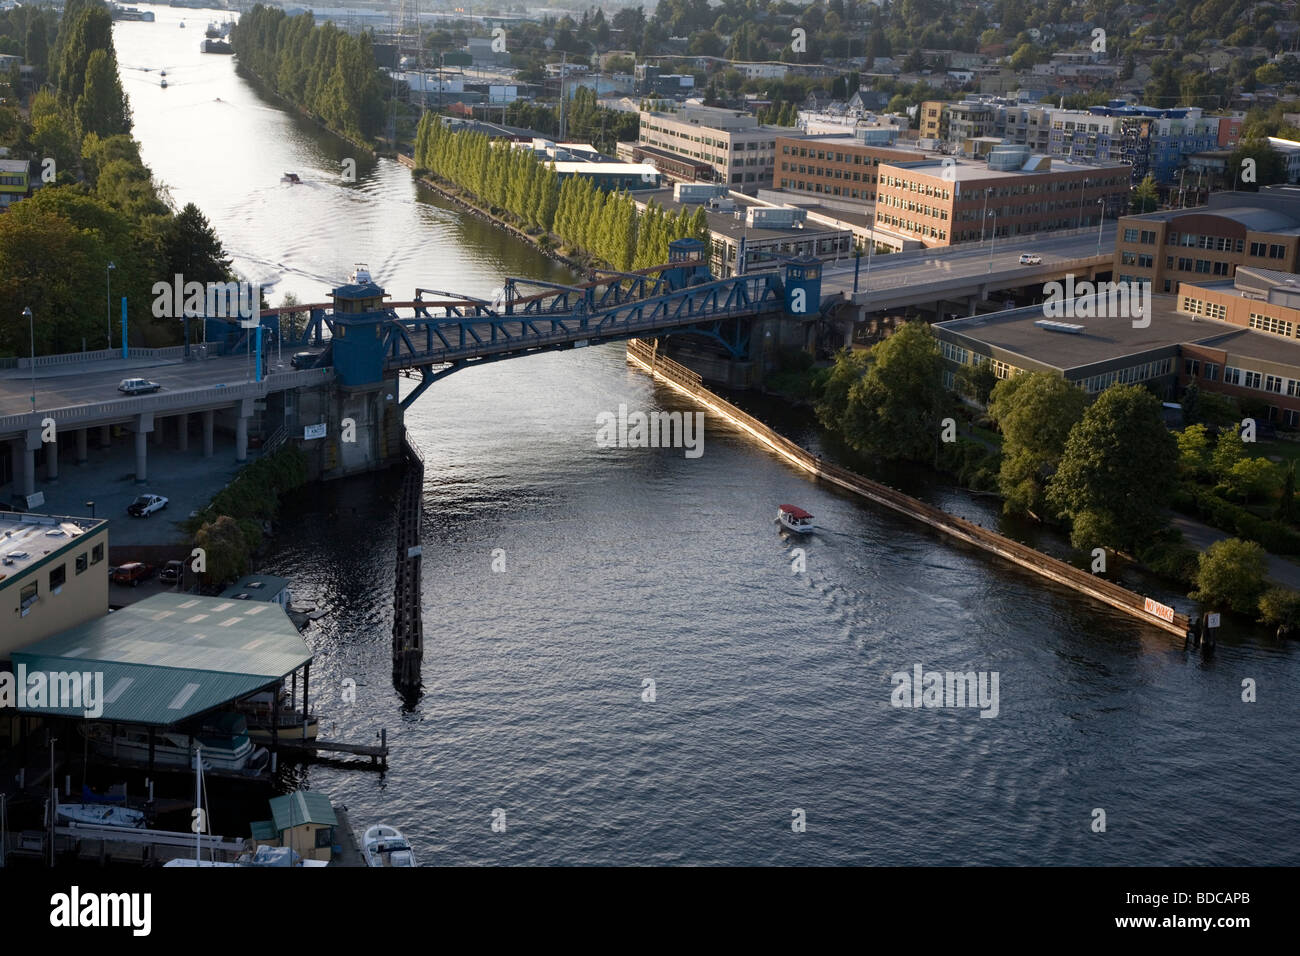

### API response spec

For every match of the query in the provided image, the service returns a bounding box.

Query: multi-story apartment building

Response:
[774,135,927,203]
[1047,106,1222,183]
[872,145,1128,248]
[638,106,784,192]
[1113,187,1300,294]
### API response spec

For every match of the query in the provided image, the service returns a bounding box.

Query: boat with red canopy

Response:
[776,504,814,533]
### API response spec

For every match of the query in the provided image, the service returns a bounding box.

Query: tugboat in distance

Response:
[280,172,302,184]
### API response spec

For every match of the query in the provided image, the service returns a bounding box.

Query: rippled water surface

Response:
[114,14,1300,865]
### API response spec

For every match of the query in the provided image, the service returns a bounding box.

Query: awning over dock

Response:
[9,593,312,725]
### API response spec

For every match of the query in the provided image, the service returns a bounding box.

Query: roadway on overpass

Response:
[820,224,1118,303]
[0,348,312,419]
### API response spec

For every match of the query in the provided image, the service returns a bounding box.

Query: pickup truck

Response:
[118,378,162,395]
[127,494,169,517]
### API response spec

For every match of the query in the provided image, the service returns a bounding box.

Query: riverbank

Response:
[398,153,597,278]
[627,338,1193,637]
[235,65,378,159]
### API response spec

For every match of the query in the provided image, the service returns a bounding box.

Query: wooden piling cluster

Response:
[626,338,1192,638]
[392,431,425,691]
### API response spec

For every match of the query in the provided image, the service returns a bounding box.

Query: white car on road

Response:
[118,378,162,394]
[1018,253,1042,265]
[127,494,169,517]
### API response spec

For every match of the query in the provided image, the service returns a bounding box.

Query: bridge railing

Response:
[13,345,193,370]
[0,367,335,435]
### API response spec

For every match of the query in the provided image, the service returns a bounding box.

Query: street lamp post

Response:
[980,187,990,245]
[1096,198,1106,256]
[106,262,115,350]
[85,500,95,519]
[986,211,997,274]
[22,307,35,413]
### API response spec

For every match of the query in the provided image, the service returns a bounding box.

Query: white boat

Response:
[56,804,147,829]
[81,714,270,773]
[362,824,417,867]
[350,264,373,285]
[776,504,815,534]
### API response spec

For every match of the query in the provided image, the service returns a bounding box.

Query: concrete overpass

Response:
[0,352,335,500]
[821,224,1118,317]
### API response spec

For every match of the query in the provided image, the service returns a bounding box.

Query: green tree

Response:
[1278,463,1296,523]
[955,357,997,405]
[1257,585,1300,632]
[1046,384,1179,553]
[1191,537,1267,614]
[1211,426,1246,479]
[1228,140,1288,190]
[1131,174,1159,213]
[987,371,1087,517]
[194,515,251,587]
[1176,423,1213,479]
[1224,457,1281,504]
[837,322,947,462]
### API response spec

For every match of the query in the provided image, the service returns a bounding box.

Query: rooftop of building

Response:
[9,592,312,725]
[268,790,337,831]
[0,512,106,589]
[632,188,850,241]
[0,159,28,173]
[879,153,1128,183]
[1120,203,1300,234]
[219,574,292,602]
[936,294,1237,371]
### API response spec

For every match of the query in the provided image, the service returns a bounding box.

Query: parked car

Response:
[291,351,317,369]
[118,378,162,394]
[112,562,155,586]
[1018,253,1042,265]
[127,494,169,517]
[159,559,185,584]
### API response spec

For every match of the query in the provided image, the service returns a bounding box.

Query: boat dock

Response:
[330,805,366,866]
[274,729,389,770]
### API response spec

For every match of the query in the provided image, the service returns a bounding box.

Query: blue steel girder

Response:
[382,273,780,373]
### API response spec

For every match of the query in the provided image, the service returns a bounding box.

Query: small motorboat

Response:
[160,78,168,88]
[179,21,185,28]
[280,172,302,184]
[362,824,417,867]
[776,504,814,534]
[56,804,147,829]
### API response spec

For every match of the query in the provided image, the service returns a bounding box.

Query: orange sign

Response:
[1143,597,1175,623]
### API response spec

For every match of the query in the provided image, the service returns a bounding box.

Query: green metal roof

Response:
[269,790,337,831]
[249,819,277,841]
[219,574,291,602]
[10,592,311,726]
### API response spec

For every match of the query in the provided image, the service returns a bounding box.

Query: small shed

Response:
[252,790,337,862]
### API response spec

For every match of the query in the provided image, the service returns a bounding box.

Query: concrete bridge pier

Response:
[76,428,88,466]
[153,417,165,446]
[11,430,38,498]
[235,399,252,462]
[202,410,214,458]
[176,413,189,452]
[44,437,58,482]
[968,295,979,316]
[99,424,111,448]
[131,413,154,483]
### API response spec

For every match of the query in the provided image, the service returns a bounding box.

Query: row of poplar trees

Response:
[414,113,709,273]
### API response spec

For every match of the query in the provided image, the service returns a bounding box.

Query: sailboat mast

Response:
[194,744,202,862]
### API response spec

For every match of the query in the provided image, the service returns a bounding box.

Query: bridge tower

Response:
[294,274,403,482]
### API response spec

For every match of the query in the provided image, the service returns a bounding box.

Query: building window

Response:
[1123,228,1139,242]
[50,563,66,592]
[1185,358,1200,377]
[1244,370,1262,389]
[76,552,88,574]
[1204,362,1219,381]
[91,543,104,565]
[1249,313,1294,337]
[20,581,37,611]
[1266,375,1284,393]
[1224,366,1241,386]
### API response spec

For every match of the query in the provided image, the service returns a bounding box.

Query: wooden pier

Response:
[275,729,388,770]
